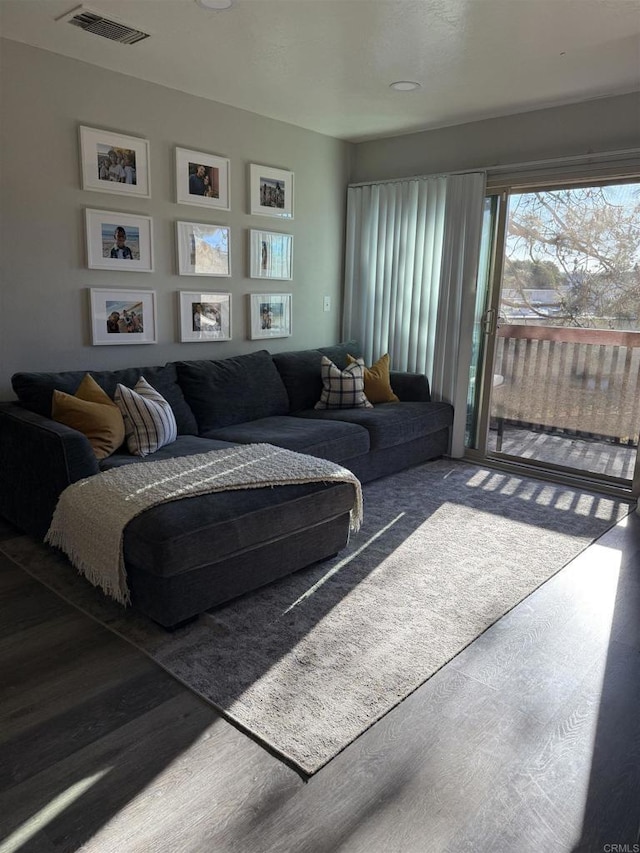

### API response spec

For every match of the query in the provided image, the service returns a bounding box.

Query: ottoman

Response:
[122,480,356,628]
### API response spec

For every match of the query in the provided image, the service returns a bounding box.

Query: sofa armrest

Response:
[0,403,99,540]
[389,371,431,402]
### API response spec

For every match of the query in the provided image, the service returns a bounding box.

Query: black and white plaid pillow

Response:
[314,356,373,410]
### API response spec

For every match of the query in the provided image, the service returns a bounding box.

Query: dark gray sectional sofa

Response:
[0,342,453,627]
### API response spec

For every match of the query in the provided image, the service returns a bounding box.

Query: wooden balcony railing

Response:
[491,324,640,446]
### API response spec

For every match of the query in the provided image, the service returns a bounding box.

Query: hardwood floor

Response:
[1,509,639,853]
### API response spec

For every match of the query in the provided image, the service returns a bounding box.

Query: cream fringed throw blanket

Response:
[45,443,363,606]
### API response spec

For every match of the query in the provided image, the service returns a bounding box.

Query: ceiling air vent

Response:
[57,6,150,45]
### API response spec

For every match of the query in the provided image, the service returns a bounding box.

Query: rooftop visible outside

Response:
[488,181,640,481]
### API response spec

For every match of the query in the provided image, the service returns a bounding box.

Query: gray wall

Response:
[2,38,637,401]
[351,92,640,183]
[0,40,351,399]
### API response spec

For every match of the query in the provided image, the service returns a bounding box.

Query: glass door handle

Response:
[482,307,497,336]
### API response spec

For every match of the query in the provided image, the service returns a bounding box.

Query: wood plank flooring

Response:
[0,509,639,853]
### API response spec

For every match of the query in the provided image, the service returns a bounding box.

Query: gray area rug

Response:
[1,460,632,775]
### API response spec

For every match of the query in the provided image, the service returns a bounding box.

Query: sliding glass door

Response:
[469,180,640,493]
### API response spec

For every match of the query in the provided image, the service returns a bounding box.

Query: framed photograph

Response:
[249,293,292,340]
[89,288,157,345]
[79,126,150,198]
[249,229,293,280]
[176,221,231,277]
[249,164,294,219]
[85,209,153,272]
[179,291,232,342]
[176,147,230,210]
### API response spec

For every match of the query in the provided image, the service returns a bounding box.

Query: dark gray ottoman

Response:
[122,480,356,628]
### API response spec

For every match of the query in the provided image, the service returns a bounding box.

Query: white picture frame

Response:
[176,221,231,277]
[249,164,294,219]
[79,126,150,198]
[89,288,157,345]
[85,209,153,272]
[179,291,232,342]
[176,147,230,210]
[249,229,293,280]
[249,293,292,340]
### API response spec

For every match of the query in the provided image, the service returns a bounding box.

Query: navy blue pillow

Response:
[174,350,290,433]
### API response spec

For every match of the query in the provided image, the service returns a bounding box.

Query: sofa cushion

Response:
[115,377,178,457]
[272,342,362,413]
[124,480,356,580]
[51,374,125,460]
[271,348,326,413]
[315,356,373,410]
[318,340,361,370]
[297,401,453,451]
[347,353,399,404]
[174,350,290,433]
[271,349,324,412]
[12,364,198,436]
[202,415,369,464]
[100,435,236,470]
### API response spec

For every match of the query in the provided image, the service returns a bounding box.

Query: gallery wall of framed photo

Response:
[0,41,351,399]
[79,124,300,347]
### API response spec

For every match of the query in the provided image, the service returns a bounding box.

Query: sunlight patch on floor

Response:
[571,541,623,843]
[282,512,406,614]
[0,769,110,853]
[571,542,623,610]
[464,469,627,522]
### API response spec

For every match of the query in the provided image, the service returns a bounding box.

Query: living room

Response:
[1,10,639,400]
[1,1,639,851]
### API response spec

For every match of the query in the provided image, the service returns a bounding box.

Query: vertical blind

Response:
[343,171,486,456]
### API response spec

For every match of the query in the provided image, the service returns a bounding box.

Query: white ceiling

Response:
[1,0,639,142]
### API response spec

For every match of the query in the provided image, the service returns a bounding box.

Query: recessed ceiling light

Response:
[389,81,421,92]
[196,0,233,9]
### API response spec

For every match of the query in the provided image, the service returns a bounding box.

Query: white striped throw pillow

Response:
[314,355,373,410]
[114,376,178,457]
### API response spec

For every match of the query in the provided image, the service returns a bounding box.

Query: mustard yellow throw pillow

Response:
[52,374,125,460]
[346,353,399,404]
